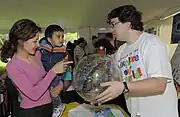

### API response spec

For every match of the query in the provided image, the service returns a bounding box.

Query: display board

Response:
[171,42,180,85]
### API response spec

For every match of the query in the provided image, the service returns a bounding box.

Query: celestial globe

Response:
[73,54,121,102]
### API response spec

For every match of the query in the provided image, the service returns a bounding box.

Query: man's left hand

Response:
[95,81,124,104]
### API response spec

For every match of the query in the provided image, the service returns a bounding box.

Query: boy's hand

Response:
[50,82,63,97]
[52,60,73,74]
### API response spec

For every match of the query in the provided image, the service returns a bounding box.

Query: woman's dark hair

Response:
[1,19,41,63]
[107,5,143,31]
[45,25,64,38]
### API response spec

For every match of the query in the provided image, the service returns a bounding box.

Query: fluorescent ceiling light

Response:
[160,11,180,20]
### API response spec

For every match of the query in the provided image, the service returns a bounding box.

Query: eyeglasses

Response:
[110,21,121,28]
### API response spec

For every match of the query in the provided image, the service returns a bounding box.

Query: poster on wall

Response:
[171,13,180,44]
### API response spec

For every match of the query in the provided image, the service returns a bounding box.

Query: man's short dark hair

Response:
[107,5,143,31]
[45,25,64,38]
[92,35,97,40]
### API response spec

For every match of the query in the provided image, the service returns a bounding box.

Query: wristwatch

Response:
[122,82,130,94]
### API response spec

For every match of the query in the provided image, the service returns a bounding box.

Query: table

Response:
[61,102,130,117]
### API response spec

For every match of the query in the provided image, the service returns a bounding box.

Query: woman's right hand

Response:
[51,60,73,74]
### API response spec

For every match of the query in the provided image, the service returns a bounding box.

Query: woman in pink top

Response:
[1,19,72,117]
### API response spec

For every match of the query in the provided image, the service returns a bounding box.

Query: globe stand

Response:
[68,103,129,117]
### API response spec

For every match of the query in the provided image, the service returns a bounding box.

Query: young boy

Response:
[39,25,71,117]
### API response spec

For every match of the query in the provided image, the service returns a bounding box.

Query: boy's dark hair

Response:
[107,5,143,31]
[45,25,64,38]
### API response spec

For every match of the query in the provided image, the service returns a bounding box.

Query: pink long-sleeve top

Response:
[6,51,56,109]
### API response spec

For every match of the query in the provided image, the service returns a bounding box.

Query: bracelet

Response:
[122,82,130,94]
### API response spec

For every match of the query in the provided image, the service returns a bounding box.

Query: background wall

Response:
[145,17,177,58]
[0,18,178,57]
[159,18,177,58]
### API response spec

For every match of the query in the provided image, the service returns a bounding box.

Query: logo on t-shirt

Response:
[119,49,143,81]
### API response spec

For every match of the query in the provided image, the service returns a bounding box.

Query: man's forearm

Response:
[127,78,167,97]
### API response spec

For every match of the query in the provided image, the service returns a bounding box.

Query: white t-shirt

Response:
[114,32,178,117]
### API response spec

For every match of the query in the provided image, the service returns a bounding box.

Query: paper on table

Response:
[68,103,125,117]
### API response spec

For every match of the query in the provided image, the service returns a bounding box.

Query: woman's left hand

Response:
[95,81,124,104]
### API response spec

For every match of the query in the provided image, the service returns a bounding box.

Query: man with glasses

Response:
[95,5,178,117]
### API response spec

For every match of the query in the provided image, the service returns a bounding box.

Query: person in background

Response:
[115,39,125,50]
[73,37,87,64]
[94,38,116,55]
[73,40,78,46]
[92,35,98,47]
[66,42,76,63]
[105,33,115,47]
[1,19,72,117]
[106,33,125,50]
[91,35,98,54]
[39,25,72,117]
[113,33,125,50]
[95,5,178,117]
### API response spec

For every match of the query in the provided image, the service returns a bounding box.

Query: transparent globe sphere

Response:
[73,54,121,102]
